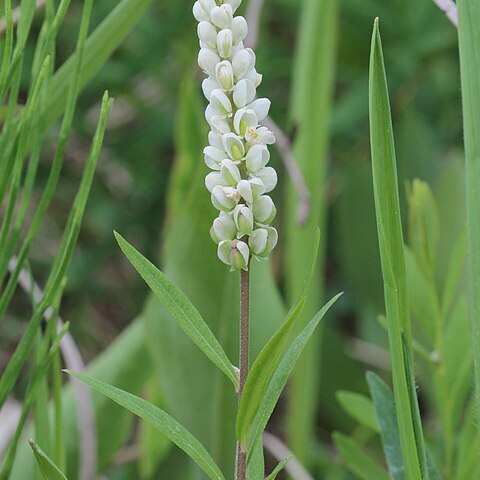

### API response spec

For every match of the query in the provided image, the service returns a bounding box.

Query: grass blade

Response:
[246,293,342,461]
[265,456,293,480]
[369,18,422,480]
[64,371,225,480]
[457,0,480,417]
[336,391,380,433]
[114,232,239,390]
[29,440,68,480]
[236,230,320,449]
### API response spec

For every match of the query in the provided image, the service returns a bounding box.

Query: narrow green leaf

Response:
[236,230,320,448]
[457,0,480,417]
[333,433,389,480]
[265,456,293,480]
[247,293,342,460]
[64,371,224,480]
[115,231,238,390]
[369,18,422,480]
[247,440,264,480]
[336,391,379,432]
[366,372,405,480]
[29,440,68,480]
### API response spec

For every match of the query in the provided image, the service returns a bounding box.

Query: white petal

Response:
[231,16,248,44]
[232,48,256,80]
[233,79,256,108]
[202,77,218,100]
[245,144,269,172]
[193,1,209,22]
[210,89,232,115]
[222,132,245,160]
[198,48,221,76]
[237,179,253,204]
[218,240,232,265]
[245,68,263,87]
[210,4,233,29]
[204,146,225,170]
[220,159,241,184]
[208,131,223,149]
[205,171,227,192]
[233,108,258,136]
[223,0,242,13]
[249,98,271,121]
[255,167,277,193]
[197,21,217,49]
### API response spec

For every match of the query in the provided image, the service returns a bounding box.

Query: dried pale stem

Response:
[432,0,458,26]
[237,268,250,480]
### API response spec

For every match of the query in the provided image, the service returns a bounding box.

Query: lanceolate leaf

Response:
[369,18,422,480]
[114,232,238,390]
[65,371,225,480]
[336,391,380,433]
[333,433,389,480]
[247,293,343,460]
[366,372,405,480]
[236,231,320,448]
[29,440,68,480]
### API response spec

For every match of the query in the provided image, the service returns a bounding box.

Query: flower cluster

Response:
[193,0,278,271]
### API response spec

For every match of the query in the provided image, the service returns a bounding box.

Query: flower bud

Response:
[217,29,233,59]
[200,0,216,12]
[198,48,221,76]
[232,48,256,80]
[210,212,237,243]
[197,21,217,50]
[204,146,225,170]
[210,4,233,29]
[252,195,276,224]
[233,205,254,236]
[233,79,256,109]
[255,167,277,193]
[208,131,223,149]
[231,16,248,44]
[215,61,234,90]
[245,144,269,172]
[211,185,240,211]
[220,159,241,185]
[222,132,245,160]
[248,98,270,122]
[210,89,233,116]
[233,108,258,136]
[205,171,228,192]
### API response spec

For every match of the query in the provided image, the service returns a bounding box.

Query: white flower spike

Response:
[194,0,277,271]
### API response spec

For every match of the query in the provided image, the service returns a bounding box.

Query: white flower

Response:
[252,195,276,224]
[210,212,237,243]
[194,0,278,270]
[212,185,240,212]
[245,144,269,172]
[233,79,256,109]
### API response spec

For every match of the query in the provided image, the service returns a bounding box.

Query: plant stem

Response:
[237,268,250,480]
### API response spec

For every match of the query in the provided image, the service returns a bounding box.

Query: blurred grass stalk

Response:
[369,19,424,480]
[285,0,338,461]
[457,0,480,416]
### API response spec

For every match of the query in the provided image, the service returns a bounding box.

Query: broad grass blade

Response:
[115,232,239,390]
[369,18,423,480]
[65,371,225,480]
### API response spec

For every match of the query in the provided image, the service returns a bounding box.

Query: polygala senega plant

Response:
[63,1,341,479]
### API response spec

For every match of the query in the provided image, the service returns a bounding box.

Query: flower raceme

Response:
[193,0,278,271]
